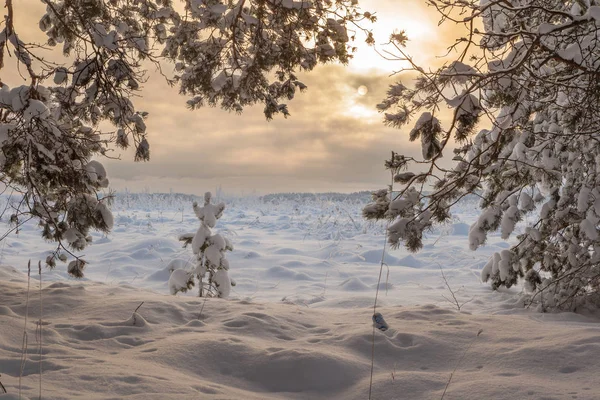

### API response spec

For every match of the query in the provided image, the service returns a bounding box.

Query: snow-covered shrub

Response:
[169,192,234,298]
[365,1,600,310]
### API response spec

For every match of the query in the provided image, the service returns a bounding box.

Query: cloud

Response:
[11,0,467,195]
[104,61,462,194]
[101,63,425,193]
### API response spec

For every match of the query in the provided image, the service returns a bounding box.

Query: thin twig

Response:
[440,329,484,400]
[19,260,31,398]
[197,296,209,320]
[369,166,395,400]
[134,302,144,313]
[0,374,7,393]
[38,261,43,400]
[439,264,473,311]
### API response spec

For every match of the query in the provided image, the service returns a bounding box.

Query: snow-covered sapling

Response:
[169,192,234,298]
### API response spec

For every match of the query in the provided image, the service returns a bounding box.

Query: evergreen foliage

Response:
[0,0,373,276]
[364,0,600,310]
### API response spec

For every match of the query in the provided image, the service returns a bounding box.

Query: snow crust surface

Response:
[1,193,599,399]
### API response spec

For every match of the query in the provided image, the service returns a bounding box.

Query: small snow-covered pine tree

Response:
[169,192,234,298]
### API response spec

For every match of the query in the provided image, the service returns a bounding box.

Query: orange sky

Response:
[9,0,463,195]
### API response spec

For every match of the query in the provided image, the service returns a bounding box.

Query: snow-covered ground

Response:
[1,193,599,399]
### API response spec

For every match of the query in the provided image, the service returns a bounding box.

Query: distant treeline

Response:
[0,189,482,211]
[259,191,373,204]
[112,191,201,210]
[111,190,375,203]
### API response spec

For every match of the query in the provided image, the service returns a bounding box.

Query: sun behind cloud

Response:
[11,0,445,194]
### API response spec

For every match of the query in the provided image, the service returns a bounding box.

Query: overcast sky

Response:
[17,0,461,195]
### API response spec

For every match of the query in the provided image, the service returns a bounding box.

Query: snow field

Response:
[0,193,599,398]
[1,271,600,399]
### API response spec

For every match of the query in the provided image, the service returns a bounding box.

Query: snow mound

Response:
[265,266,314,281]
[2,277,600,399]
[123,312,148,327]
[0,266,23,281]
[244,251,261,259]
[355,249,400,264]
[0,306,18,317]
[397,255,424,268]
[452,222,470,235]
[145,265,173,281]
[94,236,111,244]
[282,260,307,268]
[339,277,370,291]
[273,247,302,255]
[265,266,296,278]
[238,239,260,246]
[372,282,394,290]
